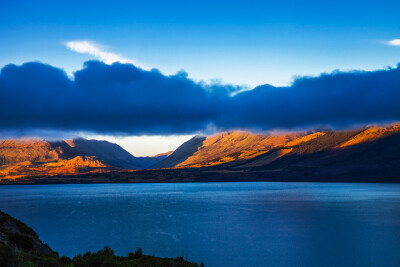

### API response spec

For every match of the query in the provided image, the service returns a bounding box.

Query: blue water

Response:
[0,182,400,266]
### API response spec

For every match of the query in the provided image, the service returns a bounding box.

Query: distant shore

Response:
[1,167,400,185]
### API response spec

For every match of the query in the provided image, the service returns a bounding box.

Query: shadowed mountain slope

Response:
[65,138,166,169]
[151,131,317,169]
[213,128,400,182]
[1,124,400,183]
[140,124,400,183]
[21,129,400,183]
[174,131,308,168]
[151,136,206,169]
[226,125,400,171]
[151,125,400,170]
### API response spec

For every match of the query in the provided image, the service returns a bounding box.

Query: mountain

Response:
[0,138,170,180]
[65,138,167,169]
[0,139,65,165]
[151,125,400,170]
[229,124,400,181]
[0,209,200,266]
[152,151,174,158]
[194,124,400,182]
[151,136,206,169]
[1,123,400,183]
[151,131,310,168]
[0,139,108,179]
[133,123,400,183]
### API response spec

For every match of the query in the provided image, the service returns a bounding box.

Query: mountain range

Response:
[0,138,168,180]
[1,123,400,183]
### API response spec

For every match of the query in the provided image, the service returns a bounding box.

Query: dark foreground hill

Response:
[0,209,201,267]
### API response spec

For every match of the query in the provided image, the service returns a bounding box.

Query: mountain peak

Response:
[152,151,174,158]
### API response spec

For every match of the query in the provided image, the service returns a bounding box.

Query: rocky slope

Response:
[0,138,170,180]
[0,210,55,262]
[152,131,317,168]
[152,124,400,170]
[151,136,206,169]
[0,139,108,180]
[0,139,61,165]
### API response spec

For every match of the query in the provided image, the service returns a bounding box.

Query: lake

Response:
[0,182,400,266]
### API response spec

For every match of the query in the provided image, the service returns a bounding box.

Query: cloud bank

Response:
[1,60,400,136]
[387,39,400,47]
[66,41,134,65]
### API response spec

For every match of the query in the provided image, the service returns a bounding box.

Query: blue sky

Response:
[1,0,400,87]
[1,0,400,156]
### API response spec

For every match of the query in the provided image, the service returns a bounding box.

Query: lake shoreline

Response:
[1,170,400,185]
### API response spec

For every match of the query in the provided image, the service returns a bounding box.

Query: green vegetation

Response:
[1,244,200,267]
[0,210,201,267]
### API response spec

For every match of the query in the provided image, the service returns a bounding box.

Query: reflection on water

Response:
[0,182,399,267]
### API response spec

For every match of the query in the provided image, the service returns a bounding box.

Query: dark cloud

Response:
[1,60,400,136]
[221,66,400,130]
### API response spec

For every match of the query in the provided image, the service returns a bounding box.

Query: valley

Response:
[1,123,400,184]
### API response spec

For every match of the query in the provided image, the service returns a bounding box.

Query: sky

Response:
[1,0,400,156]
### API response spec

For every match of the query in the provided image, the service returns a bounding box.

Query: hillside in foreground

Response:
[0,209,201,267]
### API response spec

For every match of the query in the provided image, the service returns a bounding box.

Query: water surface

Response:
[0,182,399,266]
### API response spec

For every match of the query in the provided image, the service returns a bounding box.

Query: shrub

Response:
[134,247,142,259]
[20,261,35,267]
